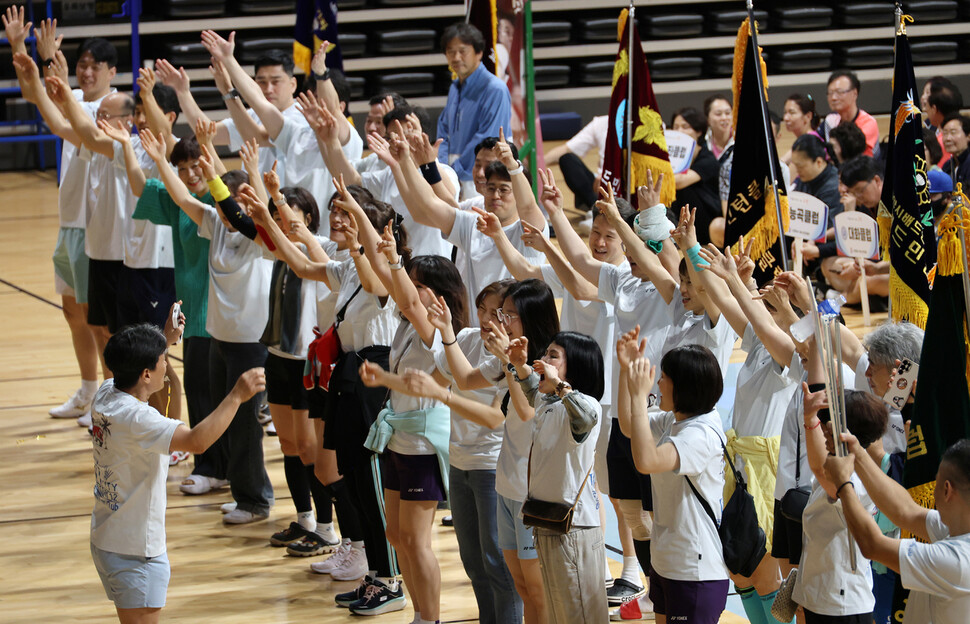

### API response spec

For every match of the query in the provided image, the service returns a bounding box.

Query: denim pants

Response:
[209,339,272,515]
[450,466,522,624]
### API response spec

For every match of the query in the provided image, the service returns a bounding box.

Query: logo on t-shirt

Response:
[91,415,111,448]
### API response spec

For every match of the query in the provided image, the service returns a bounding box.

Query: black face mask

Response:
[930,197,950,219]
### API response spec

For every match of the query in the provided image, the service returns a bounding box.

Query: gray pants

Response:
[534,526,609,623]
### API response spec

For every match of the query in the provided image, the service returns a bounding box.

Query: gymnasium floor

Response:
[0,162,883,622]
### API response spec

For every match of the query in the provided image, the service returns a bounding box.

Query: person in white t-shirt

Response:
[90,320,264,623]
[795,386,889,623]
[620,343,730,623]
[825,435,970,624]
[4,14,118,423]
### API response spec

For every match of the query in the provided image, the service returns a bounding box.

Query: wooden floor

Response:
[0,162,881,622]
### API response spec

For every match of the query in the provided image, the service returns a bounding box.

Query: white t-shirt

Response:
[435,328,505,471]
[528,391,602,528]
[663,297,738,379]
[81,143,131,261]
[274,118,364,238]
[326,258,399,352]
[854,353,907,454]
[59,89,111,229]
[481,356,534,502]
[565,115,608,178]
[453,195,485,272]
[774,358,809,499]
[313,237,344,329]
[224,105,308,177]
[541,262,618,408]
[387,320,443,456]
[794,475,875,616]
[359,160,459,258]
[125,135,175,270]
[447,208,549,319]
[598,262,670,416]
[197,206,271,343]
[731,324,798,437]
[900,510,970,624]
[649,409,730,582]
[90,379,181,558]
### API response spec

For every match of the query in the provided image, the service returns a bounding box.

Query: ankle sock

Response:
[80,379,98,398]
[283,455,312,516]
[378,577,397,591]
[297,510,315,532]
[306,465,334,524]
[760,589,791,624]
[620,555,641,586]
[737,586,769,624]
[316,521,338,543]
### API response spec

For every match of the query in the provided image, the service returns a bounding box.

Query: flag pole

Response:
[624,0,635,201]
[745,0,789,270]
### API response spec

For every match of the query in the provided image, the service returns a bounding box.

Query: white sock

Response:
[378,576,398,591]
[409,613,421,624]
[80,379,98,398]
[297,511,315,532]
[315,522,338,542]
[417,618,437,624]
[351,540,365,551]
[620,556,640,585]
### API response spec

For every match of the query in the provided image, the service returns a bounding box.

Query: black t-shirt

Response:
[673,144,722,242]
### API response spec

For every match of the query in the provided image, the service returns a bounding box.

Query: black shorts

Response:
[115,266,176,331]
[87,259,125,331]
[770,499,804,565]
[307,386,329,419]
[606,421,653,511]
[381,449,446,501]
[265,352,310,410]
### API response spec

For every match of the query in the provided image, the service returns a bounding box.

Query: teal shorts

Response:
[52,227,89,304]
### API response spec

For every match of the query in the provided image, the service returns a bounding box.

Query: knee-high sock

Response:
[328,477,365,542]
[737,586,769,624]
[284,455,312,514]
[632,539,652,579]
[305,464,333,524]
[760,589,792,624]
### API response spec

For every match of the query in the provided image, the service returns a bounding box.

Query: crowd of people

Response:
[4,5,970,624]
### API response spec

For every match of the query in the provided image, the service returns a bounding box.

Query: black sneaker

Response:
[335,575,373,608]
[349,577,407,615]
[270,522,308,547]
[607,577,645,606]
[286,531,340,557]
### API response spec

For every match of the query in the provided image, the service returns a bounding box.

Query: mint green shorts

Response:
[52,227,89,304]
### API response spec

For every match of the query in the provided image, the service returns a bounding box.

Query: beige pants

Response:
[534,526,609,623]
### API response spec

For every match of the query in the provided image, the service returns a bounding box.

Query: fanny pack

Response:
[304,284,361,391]
[522,446,594,534]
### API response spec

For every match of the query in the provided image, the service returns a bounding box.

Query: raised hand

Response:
[263,161,281,198]
[367,130,396,167]
[493,127,518,169]
[197,142,219,181]
[296,91,325,131]
[376,221,400,262]
[98,118,131,143]
[136,66,157,94]
[427,295,453,333]
[734,236,756,285]
[483,320,511,362]
[636,169,664,208]
[520,219,550,253]
[758,283,791,311]
[696,244,738,281]
[773,271,814,313]
[670,205,699,250]
[200,30,235,62]
[240,184,272,224]
[802,381,829,423]
[238,138,260,175]
[403,369,448,402]
[359,360,386,388]
[209,57,233,95]
[232,367,267,402]
[507,337,529,370]
[194,117,218,147]
[534,358,560,388]
[473,206,503,238]
[332,174,367,222]
[405,120,442,164]
[595,184,622,224]
[537,168,564,216]
[44,75,70,104]
[377,94,395,118]
[36,18,63,63]
[139,129,166,163]
[628,357,657,394]
[2,6,32,50]
[155,59,190,93]
[311,40,330,75]
[11,52,40,100]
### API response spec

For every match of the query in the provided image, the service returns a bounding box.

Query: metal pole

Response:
[745,0,789,270]
[624,1,635,201]
[524,0,538,192]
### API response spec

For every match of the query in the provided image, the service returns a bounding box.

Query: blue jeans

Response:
[450,466,522,624]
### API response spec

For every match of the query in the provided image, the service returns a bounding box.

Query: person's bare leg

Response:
[518,558,547,624]
[398,499,439,621]
[384,490,419,617]
[62,296,99,382]
[504,552,540,624]
[92,324,112,379]
[115,606,161,624]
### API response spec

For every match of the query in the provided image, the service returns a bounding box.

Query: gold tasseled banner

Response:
[630,152,676,206]
[617,8,629,42]
[293,42,312,76]
[902,481,935,541]
[731,184,789,262]
[731,18,770,130]
[935,211,965,278]
[489,0,499,77]
[889,268,929,329]
[877,203,892,261]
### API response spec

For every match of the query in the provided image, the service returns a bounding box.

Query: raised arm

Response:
[170,368,265,453]
[11,52,81,146]
[310,43,352,145]
[392,131,460,236]
[521,220,600,301]
[616,326,644,438]
[155,58,229,146]
[302,92,361,185]
[100,120,146,196]
[238,138,268,205]
[475,207,542,280]
[135,68,176,156]
[402,118,459,207]
[427,297,492,390]
[628,357,680,474]
[801,383,839,499]
[194,118,228,176]
[403,369,505,429]
[538,168,603,285]
[496,127,545,229]
[45,75,115,157]
[669,205,720,323]
[141,130,206,225]
[202,30,279,143]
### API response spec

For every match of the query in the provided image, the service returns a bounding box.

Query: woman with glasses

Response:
[432,278,559,624]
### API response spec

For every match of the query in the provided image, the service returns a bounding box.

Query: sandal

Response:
[179,475,229,495]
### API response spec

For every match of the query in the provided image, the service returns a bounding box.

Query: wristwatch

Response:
[222,88,240,101]
[506,362,517,374]
[313,68,331,81]
[556,380,573,397]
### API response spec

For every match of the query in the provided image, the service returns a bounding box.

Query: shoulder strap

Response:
[685,475,719,531]
[794,412,803,486]
[334,284,363,328]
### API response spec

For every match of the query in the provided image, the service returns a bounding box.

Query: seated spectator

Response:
[781,93,819,164]
[703,95,733,160]
[923,78,963,167]
[544,115,607,214]
[669,107,721,245]
[829,121,868,166]
[928,168,954,231]
[819,71,879,158]
[941,114,970,192]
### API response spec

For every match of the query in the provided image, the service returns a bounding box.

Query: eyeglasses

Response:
[496,308,519,324]
[96,111,130,122]
[827,88,854,97]
[486,184,514,198]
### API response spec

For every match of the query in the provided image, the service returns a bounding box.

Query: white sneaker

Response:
[76,411,92,428]
[310,540,351,574]
[330,546,368,581]
[50,389,92,418]
[220,502,237,514]
[266,421,277,436]
[223,508,269,524]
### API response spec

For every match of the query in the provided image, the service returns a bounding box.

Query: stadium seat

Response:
[540,111,583,141]
[336,0,367,9]
[578,18,622,43]
[771,49,833,73]
[910,41,959,64]
[375,30,437,55]
[641,14,704,39]
[534,65,570,89]
[533,21,572,46]
[834,3,895,27]
[707,10,768,34]
[648,57,703,81]
[372,72,436,97]
[236,1,296,13]
[839,44,894,68]
[707,50,771,77]
[906,1,959,22]
[345,76,365,100]
[237,38,295,63]
[577,61,614,85]
[340,33,368,58]
[160,42,212,69]
[770,7,833,31]
[157,0,226,18]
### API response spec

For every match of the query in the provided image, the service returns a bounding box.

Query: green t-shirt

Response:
[133,179,211,339]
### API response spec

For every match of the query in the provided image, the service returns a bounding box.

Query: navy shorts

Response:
[770,499,804,565]
[606,422,653,511]
[265,352,310,410]
[381,449,445,501]
[115,266,176,331]
[87,259,125,331]
[648,569,729,623]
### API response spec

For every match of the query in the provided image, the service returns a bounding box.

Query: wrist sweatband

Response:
[686,243,710,270]
[420,162,442,185]
[507,161,524,176]
[207,177,230,202]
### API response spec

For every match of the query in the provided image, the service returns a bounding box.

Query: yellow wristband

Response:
[207,177,230,202]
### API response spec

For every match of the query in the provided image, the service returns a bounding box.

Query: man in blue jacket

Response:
[437,22,512,199]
